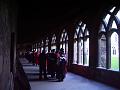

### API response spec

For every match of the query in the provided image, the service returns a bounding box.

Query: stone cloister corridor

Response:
[0,0,120,90]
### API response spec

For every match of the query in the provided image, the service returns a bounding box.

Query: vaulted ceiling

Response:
[17,0,115,44]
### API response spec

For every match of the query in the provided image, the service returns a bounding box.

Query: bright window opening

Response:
[110,32,119,71]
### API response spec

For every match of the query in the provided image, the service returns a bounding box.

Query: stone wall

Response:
[0,1,17,90]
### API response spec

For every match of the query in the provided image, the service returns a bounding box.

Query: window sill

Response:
[97,67,119,72]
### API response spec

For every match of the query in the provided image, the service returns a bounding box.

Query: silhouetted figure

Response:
[31,52,35,65]
[34,51,39,66]
[56,48,67,81]
[47,49,57,78]
[38,50,47,80]
[25,52,30,62]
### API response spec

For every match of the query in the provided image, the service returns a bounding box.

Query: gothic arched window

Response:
[51,34,56,50]
[38,42,41,53]
[98,6,119,71]
[73,22,89,66]
[60,29,68,60]
[45,37,49,53]
[41,40,44,53]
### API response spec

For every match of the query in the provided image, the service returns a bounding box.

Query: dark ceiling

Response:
[17,0,114,44]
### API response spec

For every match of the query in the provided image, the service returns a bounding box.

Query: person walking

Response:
[38,49,48,80]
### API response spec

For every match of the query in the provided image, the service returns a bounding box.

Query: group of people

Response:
[39,48,67,81]
[25,51,39,66]
[24,48,67,81]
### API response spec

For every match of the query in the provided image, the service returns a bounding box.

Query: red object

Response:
[34,52,39,65]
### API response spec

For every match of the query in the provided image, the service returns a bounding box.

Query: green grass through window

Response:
[111,56,119,71]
